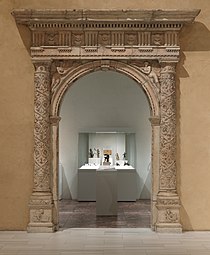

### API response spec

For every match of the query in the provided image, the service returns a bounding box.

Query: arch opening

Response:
[58,70,152,228]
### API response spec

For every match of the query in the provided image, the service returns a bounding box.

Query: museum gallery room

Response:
[1,0,210,254]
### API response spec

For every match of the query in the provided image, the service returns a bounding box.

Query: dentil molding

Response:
[12,9,200,61]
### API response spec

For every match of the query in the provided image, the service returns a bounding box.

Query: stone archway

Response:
[12,9,200,233]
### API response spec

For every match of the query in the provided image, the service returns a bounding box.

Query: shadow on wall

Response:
[178,22,210,78]
[180,22,210,52]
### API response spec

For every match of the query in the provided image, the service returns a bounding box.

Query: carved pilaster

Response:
[149,116,160,230]
[33,60,52,192]
[28,59,55,233]
[50,115,61,231]
[156,62,182,232]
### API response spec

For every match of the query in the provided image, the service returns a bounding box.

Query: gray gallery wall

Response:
[59,70,151,199]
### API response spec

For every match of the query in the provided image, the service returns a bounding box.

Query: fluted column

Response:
[155,62,182,233]
[28,60,55,233]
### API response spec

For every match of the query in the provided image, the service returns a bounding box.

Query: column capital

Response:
[32,58,52,72]
[149,116,161,126]
[160,62,176,74]
[50,115,61,126]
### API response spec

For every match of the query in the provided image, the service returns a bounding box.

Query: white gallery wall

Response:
[59,70,151,199]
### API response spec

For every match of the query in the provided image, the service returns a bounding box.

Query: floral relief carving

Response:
[33,62,51,191]
[165,209,178,223]
[159,63,176,190]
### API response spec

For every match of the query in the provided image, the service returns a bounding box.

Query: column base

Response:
[27,192,56,233]
[155,192,182,233]
[156,223,182,233]
[27,223,55,233]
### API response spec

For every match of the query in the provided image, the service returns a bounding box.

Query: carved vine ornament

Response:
[12,9,200,233]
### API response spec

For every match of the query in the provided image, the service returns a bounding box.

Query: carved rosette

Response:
[33,61,51,192]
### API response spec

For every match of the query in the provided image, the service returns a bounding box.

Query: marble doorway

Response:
[12,9,200,232]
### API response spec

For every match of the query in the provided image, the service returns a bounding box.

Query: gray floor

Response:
[59,199,151,229]
[1,228,210,254]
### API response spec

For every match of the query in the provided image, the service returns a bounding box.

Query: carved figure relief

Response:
[98,32,111,46]
[45,32,58,46]
[152,33,164,46]
[72,33,84,46]
[133,61,160,94]
[125,33,137,45]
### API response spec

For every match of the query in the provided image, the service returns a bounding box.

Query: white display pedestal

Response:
[96,168,118,216]
[78,165,137,202]
[78,165,99,201]
[115,166,137,201]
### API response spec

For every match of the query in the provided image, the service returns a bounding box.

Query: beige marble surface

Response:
[1,229,210,254]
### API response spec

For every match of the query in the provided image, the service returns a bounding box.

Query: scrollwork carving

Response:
[159,63,176,190]
[158,199,180,206]
[51,60,77,93]
[33,61,51,192]
[32,209,51,222]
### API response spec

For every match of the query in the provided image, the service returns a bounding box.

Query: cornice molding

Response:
[12,9,200,24]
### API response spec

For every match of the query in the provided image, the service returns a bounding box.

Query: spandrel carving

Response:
[51,60,78,93]
[131,61,160,94]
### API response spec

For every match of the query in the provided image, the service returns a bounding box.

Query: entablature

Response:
[12,9,200,61]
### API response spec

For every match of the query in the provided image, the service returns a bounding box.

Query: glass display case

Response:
[78,132,137,201]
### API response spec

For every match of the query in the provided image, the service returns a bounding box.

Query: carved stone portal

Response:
[12,9,200,233]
